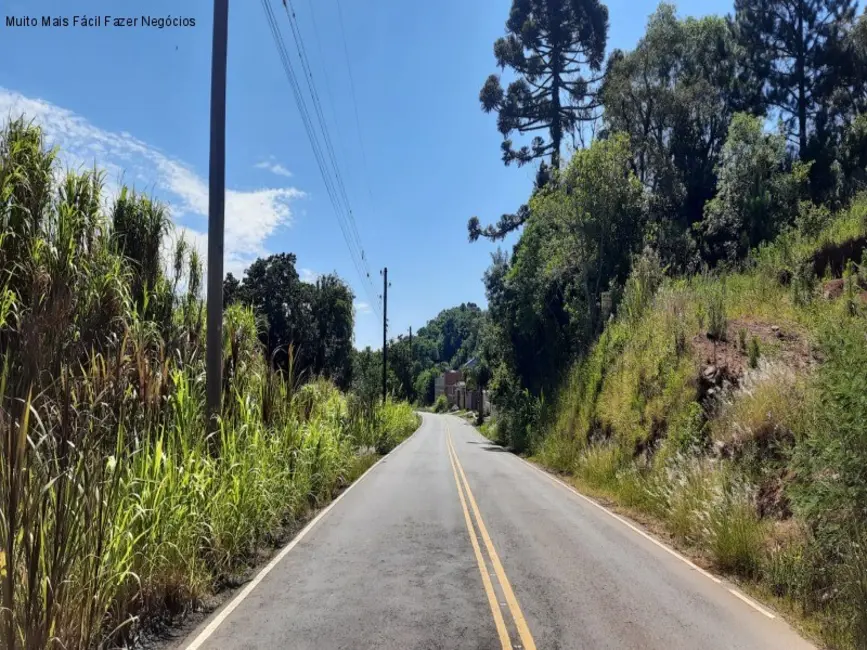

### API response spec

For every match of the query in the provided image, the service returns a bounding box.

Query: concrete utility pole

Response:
[206,0,229,419]
[381,267,388,404]
[408,325,413,402]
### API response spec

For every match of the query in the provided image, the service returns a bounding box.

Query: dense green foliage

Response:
[224,257,354,389]
[458,1,867,645]
[0,120,418,649]
[700,113,807,262]
[532,199,867,646]
[472,0,867,451]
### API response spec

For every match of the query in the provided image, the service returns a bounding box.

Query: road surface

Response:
[180,413,814,650]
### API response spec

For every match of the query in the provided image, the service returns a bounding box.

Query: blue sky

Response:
[0,0,735,348]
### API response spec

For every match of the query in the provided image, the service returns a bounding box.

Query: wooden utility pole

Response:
[381,267,388,404]
[206,0,229,419]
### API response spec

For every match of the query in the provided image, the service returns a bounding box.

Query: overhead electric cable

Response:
[261,0,382,317]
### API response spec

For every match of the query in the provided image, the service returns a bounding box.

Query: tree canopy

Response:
[224,254,354,388]
[471,0,610,242]
[734,0,859,159]
[459,0,867,451]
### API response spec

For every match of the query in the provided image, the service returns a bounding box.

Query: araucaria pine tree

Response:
[479,0,609,171]
[734,0,859,158]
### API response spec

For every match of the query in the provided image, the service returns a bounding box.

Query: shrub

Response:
[791,320,867,548]
[699,113,806,263]
[374,400,419,454]
[620,247,665,323]
[791,261,816,306]
[796,201,833,239]
[707,285,727,341]
[433,394,449,413]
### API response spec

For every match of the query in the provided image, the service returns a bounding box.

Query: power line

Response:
[334,0,382,311]
[303,0,351,184]
[260,0,375,314]
[277,0,380,316]
[280,0,371,280]
[260,0,381,317]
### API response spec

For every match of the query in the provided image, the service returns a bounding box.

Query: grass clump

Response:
[748,336,761,368]
[706,283,728,341]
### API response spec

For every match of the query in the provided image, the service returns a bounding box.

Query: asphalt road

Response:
[180,413,814,650]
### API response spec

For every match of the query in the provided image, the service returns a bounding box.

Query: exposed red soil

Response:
[692,318,816,382]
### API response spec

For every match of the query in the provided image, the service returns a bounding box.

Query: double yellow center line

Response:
[445,423,537,650]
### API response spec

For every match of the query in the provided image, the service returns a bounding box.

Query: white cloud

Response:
[300,268,319,284]
[255,159,293,178]
[0,87,303,279]
[354,300,372,315]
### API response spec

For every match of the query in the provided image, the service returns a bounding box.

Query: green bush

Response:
[433,394,449,413]
[374,400,420,454]
[791,320,867,553]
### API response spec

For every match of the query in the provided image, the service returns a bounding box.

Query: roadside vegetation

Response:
[393,0,867,646]
[0,118,418,649]
[535,196,867,646]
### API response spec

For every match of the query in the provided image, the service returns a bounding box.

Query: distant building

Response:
[434,361,491,415]
[434,370,462,404]
[454,381,491,415]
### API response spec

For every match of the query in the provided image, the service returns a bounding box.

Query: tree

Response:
[601,4,761,267]
[352,346,382,409]
[530,133,645,339]
[734,0,859,158]
[480,0,609,169]
[481,135,644,401]
[413,303,485,369]
[472,0,609,241]
[232,253,309,372]
[699,113,806,262]
[223,272,241,307]
[226,254,355,386]
[307,274,354,389]
[807,8,867,202]
[413,367,438,406]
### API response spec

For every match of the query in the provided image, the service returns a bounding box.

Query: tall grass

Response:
[0,118,418,649]
[532,193,867,647]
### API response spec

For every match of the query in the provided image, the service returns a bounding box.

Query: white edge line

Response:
[183,421,422,650]
[456,416,777,621]
[728,587,777,619]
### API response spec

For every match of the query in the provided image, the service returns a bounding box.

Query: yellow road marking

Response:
[447,425,537,650]
[446,430,512,649]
